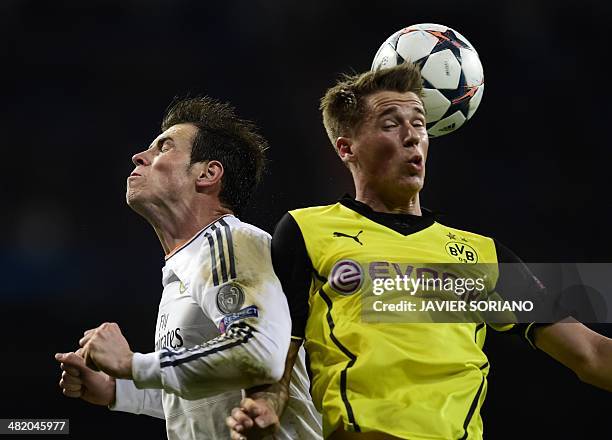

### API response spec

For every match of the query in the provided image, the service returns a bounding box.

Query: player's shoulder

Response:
[289,202,343,221]
[223,216,272,244]
[433,219,495,245]
[431,219,502,264]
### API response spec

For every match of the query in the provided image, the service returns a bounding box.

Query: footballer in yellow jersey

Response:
[271,196,544,439]
[227,63,612,440]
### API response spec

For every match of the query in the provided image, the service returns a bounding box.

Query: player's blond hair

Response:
[320,63,424,146]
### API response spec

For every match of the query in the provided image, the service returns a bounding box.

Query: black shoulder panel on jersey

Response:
[492,239,549,344]
[493,239,547,294]
[492,239,585,347]
[272,213,312,338]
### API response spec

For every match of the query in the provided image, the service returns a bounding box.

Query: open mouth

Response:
[408,156,423,166]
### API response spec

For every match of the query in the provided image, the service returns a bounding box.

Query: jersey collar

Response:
[162,214,237,288]
[165,214,235,262]
[339,195,436,236]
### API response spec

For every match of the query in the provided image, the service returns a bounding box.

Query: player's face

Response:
[351,91,429,196]
[126,123,200,212]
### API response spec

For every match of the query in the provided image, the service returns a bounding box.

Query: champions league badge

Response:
[330,259,364,295]
[216,283,245,314]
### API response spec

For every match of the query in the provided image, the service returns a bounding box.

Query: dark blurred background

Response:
[2,0,611,438]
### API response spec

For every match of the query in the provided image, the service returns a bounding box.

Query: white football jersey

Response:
[110,215,321,439]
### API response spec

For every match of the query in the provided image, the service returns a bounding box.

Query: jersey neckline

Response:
[165,214,235,261]
[338,195,436,236]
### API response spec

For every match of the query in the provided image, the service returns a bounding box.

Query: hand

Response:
[226,397,280,440]
[79,322,134,379]
[55,351,116,406]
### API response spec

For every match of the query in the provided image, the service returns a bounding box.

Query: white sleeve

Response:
[131,224,291,400]
[109,379,165,419]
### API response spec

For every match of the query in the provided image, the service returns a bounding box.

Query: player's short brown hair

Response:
[162,96,267,216]
[320,63,424,146]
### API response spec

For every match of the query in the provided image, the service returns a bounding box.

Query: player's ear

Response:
[195,160,224,192]
[336,136,355,164]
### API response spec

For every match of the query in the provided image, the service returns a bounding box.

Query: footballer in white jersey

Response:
[56,96,322,440]
[110,215,321,439]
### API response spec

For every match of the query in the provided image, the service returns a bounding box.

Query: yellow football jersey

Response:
[271,197,541,439]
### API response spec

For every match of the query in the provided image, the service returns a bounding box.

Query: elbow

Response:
[575,362,610,391]
[572,344,598,386]
[576,362,606,391]
[262,342,287,383]
[238,352,284,387]
[575,360,596,386]
[266,356,285,383]
[239,331,289,386]
[231,322,290,387]
[177,388,202,401]
[574,350,612,392]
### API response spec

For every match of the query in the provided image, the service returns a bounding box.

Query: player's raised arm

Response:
[534,319,612,391]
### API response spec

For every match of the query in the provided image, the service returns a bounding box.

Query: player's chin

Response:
[126,189,144,209]
[399,174,425,193]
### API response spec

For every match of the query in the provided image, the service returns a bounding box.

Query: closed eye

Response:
[157,137,174,152]
[382,120,399,129]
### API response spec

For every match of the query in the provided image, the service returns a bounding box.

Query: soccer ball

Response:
[371,23,484,137]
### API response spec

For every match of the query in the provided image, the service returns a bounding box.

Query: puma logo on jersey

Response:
[333,230,364,245]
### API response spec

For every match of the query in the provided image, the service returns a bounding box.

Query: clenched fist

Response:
[78,322,134,379]
[55,352,116,406]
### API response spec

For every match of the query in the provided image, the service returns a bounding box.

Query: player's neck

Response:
[145,199,233,255]
[355,188,422,216]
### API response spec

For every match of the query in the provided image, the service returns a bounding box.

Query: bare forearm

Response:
[536,320,612,392]
[580,333,612,391]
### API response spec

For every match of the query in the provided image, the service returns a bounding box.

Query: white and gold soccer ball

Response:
[372,23,484,137]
